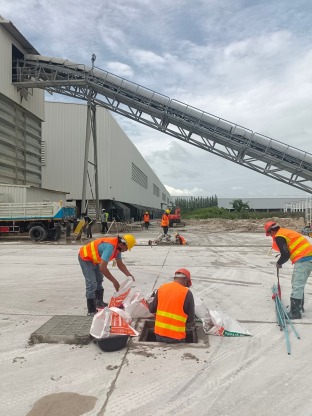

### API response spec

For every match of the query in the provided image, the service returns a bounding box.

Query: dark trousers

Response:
[101,222,108,233]
[86,222,93,238]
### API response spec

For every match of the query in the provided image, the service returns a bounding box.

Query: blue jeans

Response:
[291,260,312,299]
[155,334,185,343]
[78,255,103,299]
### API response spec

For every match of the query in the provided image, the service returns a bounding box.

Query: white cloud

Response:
[2,0,312,198]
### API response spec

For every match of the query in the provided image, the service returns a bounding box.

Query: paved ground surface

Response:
[1,220,312,416]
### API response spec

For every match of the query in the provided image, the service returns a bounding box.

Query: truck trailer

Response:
[0,200,76,241]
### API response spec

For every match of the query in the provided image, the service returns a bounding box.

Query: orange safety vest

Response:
[161,213,169,227]
[79,237,119,264]
[273,228,312,264]
[155,281,188,340]
[177,235,186,245]
[143,214,150,222]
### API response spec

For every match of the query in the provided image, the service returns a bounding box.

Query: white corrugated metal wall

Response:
[42,102,171,209]
[0,20,45,187]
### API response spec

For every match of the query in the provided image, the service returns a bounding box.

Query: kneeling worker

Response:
[78,234,136,315]
[148,268,195,343]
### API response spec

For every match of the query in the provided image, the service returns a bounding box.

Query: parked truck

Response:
[0,200,76,241]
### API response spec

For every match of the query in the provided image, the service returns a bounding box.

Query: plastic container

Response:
[97,335,130,352]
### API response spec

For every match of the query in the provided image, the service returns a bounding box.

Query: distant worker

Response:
[100,208,109,234]
[82,213,93,238]
[175,233,186,245]
[78,234,136,315]
[143,211,150,230]
[161,209,170,237]
[264,221,312,319]
[148,268,195,343]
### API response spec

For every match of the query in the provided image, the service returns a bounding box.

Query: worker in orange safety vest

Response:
[148,268,195,343]
[175,233,186,245]
[78,234,136,315]
[143,211,150,230]
[265,221,312,319]
[161,209,170,236]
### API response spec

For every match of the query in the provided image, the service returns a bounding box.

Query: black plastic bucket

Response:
[97,335,130,352]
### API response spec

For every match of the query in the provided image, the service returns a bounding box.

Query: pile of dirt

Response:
[184,217,305,233]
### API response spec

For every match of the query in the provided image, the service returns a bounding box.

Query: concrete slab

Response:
[1,228,312,416]
[30,315,93,345]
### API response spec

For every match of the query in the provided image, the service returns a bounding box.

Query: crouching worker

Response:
[148,268,195,343]
[78,234,136,315]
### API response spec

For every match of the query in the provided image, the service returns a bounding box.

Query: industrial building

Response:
[0,16,172,221]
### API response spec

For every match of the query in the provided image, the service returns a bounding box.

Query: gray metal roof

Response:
[0,15,39,55]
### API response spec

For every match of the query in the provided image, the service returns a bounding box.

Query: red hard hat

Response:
[264,221,279,236]
[175,268,192,287]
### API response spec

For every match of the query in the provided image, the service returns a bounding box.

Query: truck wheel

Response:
[169,222,173,228]
[29,225,48,241]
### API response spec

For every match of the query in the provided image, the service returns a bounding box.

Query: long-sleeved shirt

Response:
[275,236,290,265]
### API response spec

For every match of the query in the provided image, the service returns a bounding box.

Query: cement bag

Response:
[90,307,139,339]
[123,291,154,318]
[201,310,252,337]
[109,277,133,308]
[194,297,209,320]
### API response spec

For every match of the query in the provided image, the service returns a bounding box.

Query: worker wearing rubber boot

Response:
[161,209,170,239]
[148,268,195,343]
[78,234,136,315]
[265,221,312,319]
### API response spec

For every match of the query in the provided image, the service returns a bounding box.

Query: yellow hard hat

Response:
[165,209,170,213]
[122,234,136,250]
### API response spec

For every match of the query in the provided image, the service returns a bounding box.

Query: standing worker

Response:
[82,213,93,238]
[264,221,312,319]
[161,209,170,237]
[78,234,136,315]
[143,211,150,230]
[100,208,109,234]
[148,268,195,343]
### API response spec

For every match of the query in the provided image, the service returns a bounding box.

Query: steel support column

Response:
[81,94,99,217]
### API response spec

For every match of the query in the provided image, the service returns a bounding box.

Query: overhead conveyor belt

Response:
[13,54,312,193]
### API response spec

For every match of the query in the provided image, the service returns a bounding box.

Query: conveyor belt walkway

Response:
[13,55,312,194]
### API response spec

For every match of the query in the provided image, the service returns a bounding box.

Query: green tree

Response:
[230,199,250,212]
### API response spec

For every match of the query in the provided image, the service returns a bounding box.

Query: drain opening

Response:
[139,320,198,343]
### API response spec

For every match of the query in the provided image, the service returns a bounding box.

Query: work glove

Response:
[276,262,282,269]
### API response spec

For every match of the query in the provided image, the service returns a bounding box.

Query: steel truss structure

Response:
[13,55,312,201]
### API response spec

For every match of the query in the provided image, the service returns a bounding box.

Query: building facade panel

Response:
[42,102,171,210]
[0,93,42,186]
[0,20,44,120]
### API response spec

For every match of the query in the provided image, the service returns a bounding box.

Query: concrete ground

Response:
[1,225,312,416]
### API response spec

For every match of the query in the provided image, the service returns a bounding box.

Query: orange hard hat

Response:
[264,221,279,236]
[175,268,192,287]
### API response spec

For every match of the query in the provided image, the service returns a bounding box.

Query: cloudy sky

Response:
[2,0,312,199]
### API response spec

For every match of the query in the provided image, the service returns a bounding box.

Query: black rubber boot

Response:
[87,298,96,316]
[301,293,305,313]
[95,289,108,309]
[288,298,302,319]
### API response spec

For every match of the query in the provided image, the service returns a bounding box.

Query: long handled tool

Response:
[272,284,300,355]
[277,268,281,299]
